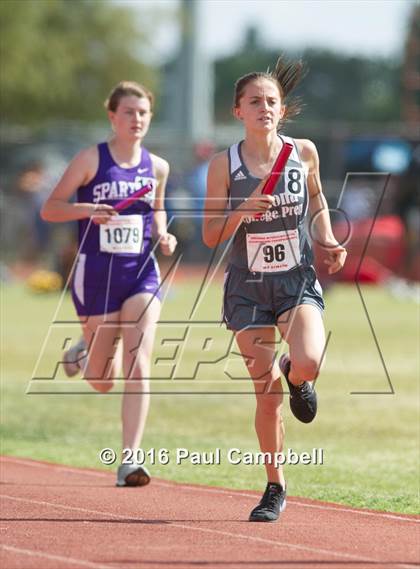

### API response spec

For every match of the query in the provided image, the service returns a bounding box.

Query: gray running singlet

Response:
[227,135,314,274]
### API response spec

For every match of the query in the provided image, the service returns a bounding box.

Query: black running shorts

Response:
[222,264,324,331]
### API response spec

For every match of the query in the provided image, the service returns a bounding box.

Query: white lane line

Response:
[2,456,419,523]
[0,457,107,478]
[1,545,117,569]
[153,480,420,524]
[1,494,417,569]
[168,522,418,569]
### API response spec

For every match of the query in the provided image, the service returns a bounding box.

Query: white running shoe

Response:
[63,338,87,377]
[116,463,151,487]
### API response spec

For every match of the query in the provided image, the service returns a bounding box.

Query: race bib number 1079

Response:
[99,215,143,254]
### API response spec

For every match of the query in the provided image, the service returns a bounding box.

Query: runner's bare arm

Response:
[202,152,273,248]
[300,139,346,274]
[40,146,116,223]
[151,154,177,256]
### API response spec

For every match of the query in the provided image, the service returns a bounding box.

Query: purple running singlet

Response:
[71,143,161,316]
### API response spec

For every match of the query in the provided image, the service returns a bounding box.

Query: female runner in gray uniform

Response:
[203,58,346,522]
[42,81,177,487]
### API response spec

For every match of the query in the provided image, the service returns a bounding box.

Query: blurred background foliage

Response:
[214,35,401,125]
[0,0,156,123]
[0,0,410,127]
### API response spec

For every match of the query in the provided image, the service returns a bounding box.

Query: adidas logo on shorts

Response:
[234,170,246,181]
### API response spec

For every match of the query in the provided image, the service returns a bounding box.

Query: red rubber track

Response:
[1,456,419,569]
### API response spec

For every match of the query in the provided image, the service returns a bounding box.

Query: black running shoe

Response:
[249,482,286,522]
[280,353,317,423]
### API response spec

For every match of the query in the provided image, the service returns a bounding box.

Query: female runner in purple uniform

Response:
[203,58,346,522]
[42,81,177,487]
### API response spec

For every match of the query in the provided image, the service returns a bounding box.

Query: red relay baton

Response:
[261,142,293,195]
[254,141,293,219]
[114,184,152,212]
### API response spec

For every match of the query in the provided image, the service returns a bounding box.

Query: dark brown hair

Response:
[233,56,307,128]
[105,81,154,112]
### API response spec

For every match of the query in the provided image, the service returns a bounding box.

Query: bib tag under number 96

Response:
[99,215,143,254]
[246,230,301,272]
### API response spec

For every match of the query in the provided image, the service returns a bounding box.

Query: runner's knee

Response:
[84,359,116,391]
[123,356,151,381]
[89,380,114,394]
[246,359,277,383]
[292,355,321,381]
[84,364,114,393]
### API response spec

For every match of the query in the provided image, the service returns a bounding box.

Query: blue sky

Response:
[123,0,416,62]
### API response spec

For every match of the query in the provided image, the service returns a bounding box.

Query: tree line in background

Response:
[0,0,156,124]
[0,0,406,127]
[214,27,401,125]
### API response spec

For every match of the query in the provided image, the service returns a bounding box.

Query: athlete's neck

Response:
[108,137,142,168]
[242,131,282,165]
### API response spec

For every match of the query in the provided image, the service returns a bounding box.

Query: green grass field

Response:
[1,277,419,514]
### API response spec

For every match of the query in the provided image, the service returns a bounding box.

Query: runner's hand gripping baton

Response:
[114,184,153,212]
[254,142,293,219]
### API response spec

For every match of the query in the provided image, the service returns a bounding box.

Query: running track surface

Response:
[1,457,419,569]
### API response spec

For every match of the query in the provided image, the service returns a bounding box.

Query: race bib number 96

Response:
[100,215,143,254]
[246,229,301,272]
